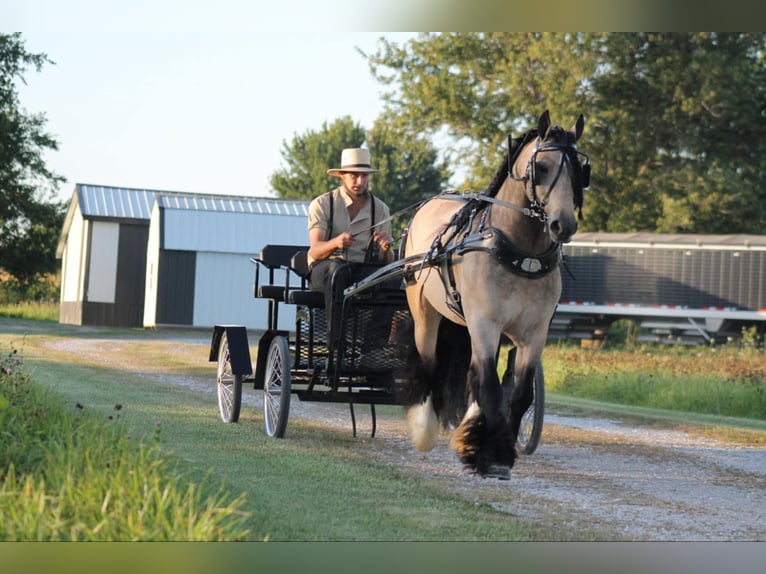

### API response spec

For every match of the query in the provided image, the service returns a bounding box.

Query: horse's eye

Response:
[533,162,548,184]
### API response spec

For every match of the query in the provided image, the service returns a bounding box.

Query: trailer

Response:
[552,233,766,345]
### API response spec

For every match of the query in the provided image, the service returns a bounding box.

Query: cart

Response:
[207,244,544,453]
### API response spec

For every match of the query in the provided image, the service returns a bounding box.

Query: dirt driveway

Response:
[40,334,766,541]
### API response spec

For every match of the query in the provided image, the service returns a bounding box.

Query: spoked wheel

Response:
[517,362,545,455]
[263,335,291,438]
[217,331,242,423]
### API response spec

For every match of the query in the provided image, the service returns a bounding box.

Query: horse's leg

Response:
[450,325,516,476]
[403,289,441,452]
[505,343,543,442]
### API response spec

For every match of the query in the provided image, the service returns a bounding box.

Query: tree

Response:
[367,32,766,234]
[0,32,65,287]
[270,116,367,200]
[270,115,449,230]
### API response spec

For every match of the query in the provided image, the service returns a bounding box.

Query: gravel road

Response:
[282,393,766,541]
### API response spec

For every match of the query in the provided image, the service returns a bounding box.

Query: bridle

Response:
[507,130,590,221]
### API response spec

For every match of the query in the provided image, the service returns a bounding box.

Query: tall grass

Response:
[0,301,59,322]
[541,343,766,420]
[0,346,251,541]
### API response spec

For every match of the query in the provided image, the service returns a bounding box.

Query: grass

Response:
[539,342,766,420]
[0,301,59,322]
[0,344,251,541]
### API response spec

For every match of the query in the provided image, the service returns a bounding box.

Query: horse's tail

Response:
[394,316,471,428]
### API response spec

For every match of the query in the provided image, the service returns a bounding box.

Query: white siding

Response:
[192,252,296,330]
[142,203,163,327]
[61,210,86,302]
[87,221,120,303]
[161,209,307,254]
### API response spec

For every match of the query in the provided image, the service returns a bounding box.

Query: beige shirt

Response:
[307,186,391,266]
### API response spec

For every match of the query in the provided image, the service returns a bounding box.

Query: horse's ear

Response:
[571,114,585,142]
[537,110,551,138]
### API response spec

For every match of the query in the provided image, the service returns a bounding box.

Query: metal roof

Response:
[570,232,766,251]
[77,184,157,220]
[73,184,310,220]
[157,193,310,217]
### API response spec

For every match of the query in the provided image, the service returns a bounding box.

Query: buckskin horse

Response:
[399,110,590,478]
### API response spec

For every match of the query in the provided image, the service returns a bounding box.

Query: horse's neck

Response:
[492,178,551,254]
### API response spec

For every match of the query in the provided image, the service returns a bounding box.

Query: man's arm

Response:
[308,227,354,263]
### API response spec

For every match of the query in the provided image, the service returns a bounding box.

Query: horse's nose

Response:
[549,218,577,243]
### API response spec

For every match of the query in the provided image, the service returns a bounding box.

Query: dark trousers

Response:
[310,259,353,342]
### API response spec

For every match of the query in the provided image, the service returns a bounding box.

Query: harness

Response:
[342,125,591,320]
[418,129,589,320]
[423,195,563,318]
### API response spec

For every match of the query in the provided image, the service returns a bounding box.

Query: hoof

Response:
[485,465,511,480]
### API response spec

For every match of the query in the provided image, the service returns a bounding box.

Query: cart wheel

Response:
[263,335,291,438]
[517,362,545,455]
[216,331,242,423]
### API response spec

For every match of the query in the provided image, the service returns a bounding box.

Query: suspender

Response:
[325,188,376,242]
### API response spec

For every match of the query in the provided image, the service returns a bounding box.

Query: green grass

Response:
[539,343,766,420]
[0,301,59,322]
[0,344,251,541]
[4,317,764,541]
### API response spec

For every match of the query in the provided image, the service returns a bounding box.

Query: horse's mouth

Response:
[548,221,577,244]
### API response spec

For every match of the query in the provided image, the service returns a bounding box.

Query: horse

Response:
[398,110,590,478]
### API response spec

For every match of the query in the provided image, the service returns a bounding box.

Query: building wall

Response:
[59,209,88,325]
[192,251,295,331]
[561,245,766,310]
[145,204,307,330]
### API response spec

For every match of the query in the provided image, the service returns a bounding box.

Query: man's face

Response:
[340,172,370,197]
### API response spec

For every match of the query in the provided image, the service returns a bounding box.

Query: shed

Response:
[57,184,310,330]
[56,184,155,327]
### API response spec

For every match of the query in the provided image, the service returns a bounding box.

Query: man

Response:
[307,147,394,339]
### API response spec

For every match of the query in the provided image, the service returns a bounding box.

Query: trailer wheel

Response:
[517,362,545,455]
[263,335,291,438]
[216,331,243,423]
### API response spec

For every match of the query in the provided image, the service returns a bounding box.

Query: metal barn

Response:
[57,184,310,330]
[142,192,309,331]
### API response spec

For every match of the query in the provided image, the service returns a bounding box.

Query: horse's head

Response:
[512,110,590,244]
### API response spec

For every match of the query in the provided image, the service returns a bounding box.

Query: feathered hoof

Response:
[450,405,517,477]
[407,395,439,452]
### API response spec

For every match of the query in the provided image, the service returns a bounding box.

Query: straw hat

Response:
[327,148,382,176]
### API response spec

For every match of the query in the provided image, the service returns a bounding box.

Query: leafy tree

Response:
[367,32,766,234]
[270,115,449,232]
[270,116,367,200]
[0,32,65,287]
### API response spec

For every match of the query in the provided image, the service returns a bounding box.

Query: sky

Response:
[4,1,418,202]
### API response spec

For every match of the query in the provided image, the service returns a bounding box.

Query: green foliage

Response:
[0,345,251,541]
[0,33,66,284]
[367,32,766,234]
[270,116,367,200]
